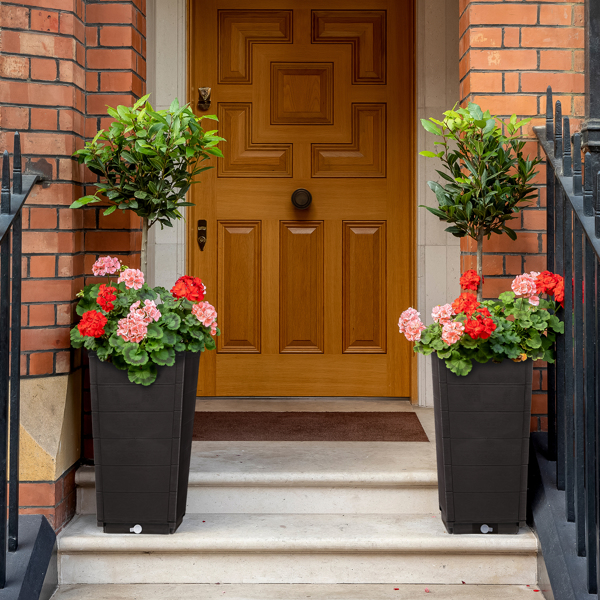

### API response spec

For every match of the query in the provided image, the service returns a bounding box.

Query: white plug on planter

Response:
[480,524,493,534]
[130,525,143,534]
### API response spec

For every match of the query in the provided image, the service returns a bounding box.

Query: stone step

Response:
[57,513,538,585]
[52,583,546,599]
[76,439,439,515]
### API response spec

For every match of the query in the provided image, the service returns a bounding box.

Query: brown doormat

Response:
[193,412,428,442]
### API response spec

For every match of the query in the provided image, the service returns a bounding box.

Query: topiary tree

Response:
[420,102,541,301]
[71,96,224,273]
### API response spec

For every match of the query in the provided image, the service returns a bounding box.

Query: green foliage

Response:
[420,103,541,242]
[413,294,563,376]
[71,277,220,386]
[70,96,225,229]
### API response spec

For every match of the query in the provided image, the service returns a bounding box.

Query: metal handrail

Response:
[0,133,40,587]
[535,86,599,595]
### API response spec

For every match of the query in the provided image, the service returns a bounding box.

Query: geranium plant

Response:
[421,103,541,300]
[399,270,564,376]
[70,256,219,386]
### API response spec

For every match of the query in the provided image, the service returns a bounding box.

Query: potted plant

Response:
[400,272,563,534]
[420,102,540,300]
[70,96,224,273]
[69,97,224,534]
[407,103,563,534]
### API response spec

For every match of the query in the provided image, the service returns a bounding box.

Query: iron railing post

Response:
[8,135,22,553]
[0,153,10,588]
[546,88,558,464]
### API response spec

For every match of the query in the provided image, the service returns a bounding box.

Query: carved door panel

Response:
[189,0,415,397]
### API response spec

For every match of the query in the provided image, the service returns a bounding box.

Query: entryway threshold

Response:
[52,583,544,599]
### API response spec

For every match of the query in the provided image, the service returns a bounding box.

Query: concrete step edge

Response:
[75,466,438,488]
[58,514,538,555]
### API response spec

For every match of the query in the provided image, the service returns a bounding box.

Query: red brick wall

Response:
[0,0,146,528]
[459,0,584,431]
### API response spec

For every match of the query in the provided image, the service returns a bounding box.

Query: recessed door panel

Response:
[343,221,386,353]
[217,221,261,353]
[280,221,324,353]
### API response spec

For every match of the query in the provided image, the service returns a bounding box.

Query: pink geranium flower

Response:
[116,312,148,343]
[432,304,455,325]
[442,321,465,345]
[92,256,121,277]
[398,307,420,334]
[512,272,540,306]
[192,301,218,329]
[118,268,145,290]
[129,299,161,324]
[404,317,426,342]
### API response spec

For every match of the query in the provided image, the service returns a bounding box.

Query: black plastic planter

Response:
[431,355,533,535]
[89,351,200,534]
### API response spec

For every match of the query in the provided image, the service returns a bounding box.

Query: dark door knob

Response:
[291,188,312,210]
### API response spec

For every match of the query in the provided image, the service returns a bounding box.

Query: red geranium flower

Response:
[460,269,482,292]
[78,310,107,338]
[554,278,564,306]
[477,306,491,318]
[452,292,480,316]
[464,314,496,340]
[97,284,117,312]
[171,275,205,302]
[536,271,561,296]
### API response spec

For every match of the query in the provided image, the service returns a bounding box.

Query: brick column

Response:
[459,0,584,432]
[0,0,146,530]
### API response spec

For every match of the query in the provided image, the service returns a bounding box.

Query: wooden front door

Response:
[188,0,415,397]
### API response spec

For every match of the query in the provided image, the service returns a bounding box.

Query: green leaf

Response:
[162,329,176,345]
[421,119,442,136]
[128,363,157,386]
[103,205,117,216]
[146,322,164,339]
[109,333,127,350]
[151,347,176,367]
[123,343,149,366]
[188,340,205,353]
[70,195,100,209]
[96,345,111,361]
[467,102,483,121]
[446,354,473,376]
[161,312,181,330]
[70,327,85,348]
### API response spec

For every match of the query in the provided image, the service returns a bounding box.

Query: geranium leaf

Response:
[123,343,149,366]
[146,322,163,339]
[128,363,157,386]
[162,313,181,330]
[151,347,176,367]
[162,329,176,345]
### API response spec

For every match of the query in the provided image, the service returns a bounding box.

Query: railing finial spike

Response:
[584,152,593,215]
[563,117,572,176]
[546,86,554,141]
[555,101,563,161]
[573,133,582,196]
[1,152,10,215]
[12,133,22,196]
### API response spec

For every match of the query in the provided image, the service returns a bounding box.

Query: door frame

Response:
[185,0,418,402]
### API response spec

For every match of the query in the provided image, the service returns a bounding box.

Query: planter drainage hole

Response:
[480,524,493,534]
[130,525,143,534]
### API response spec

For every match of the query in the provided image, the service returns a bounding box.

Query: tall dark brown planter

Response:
[88,351,200,534]
[431,355,532,534]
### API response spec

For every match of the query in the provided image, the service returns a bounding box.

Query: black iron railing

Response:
[0,134,40,587]
[534,86,600,595]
